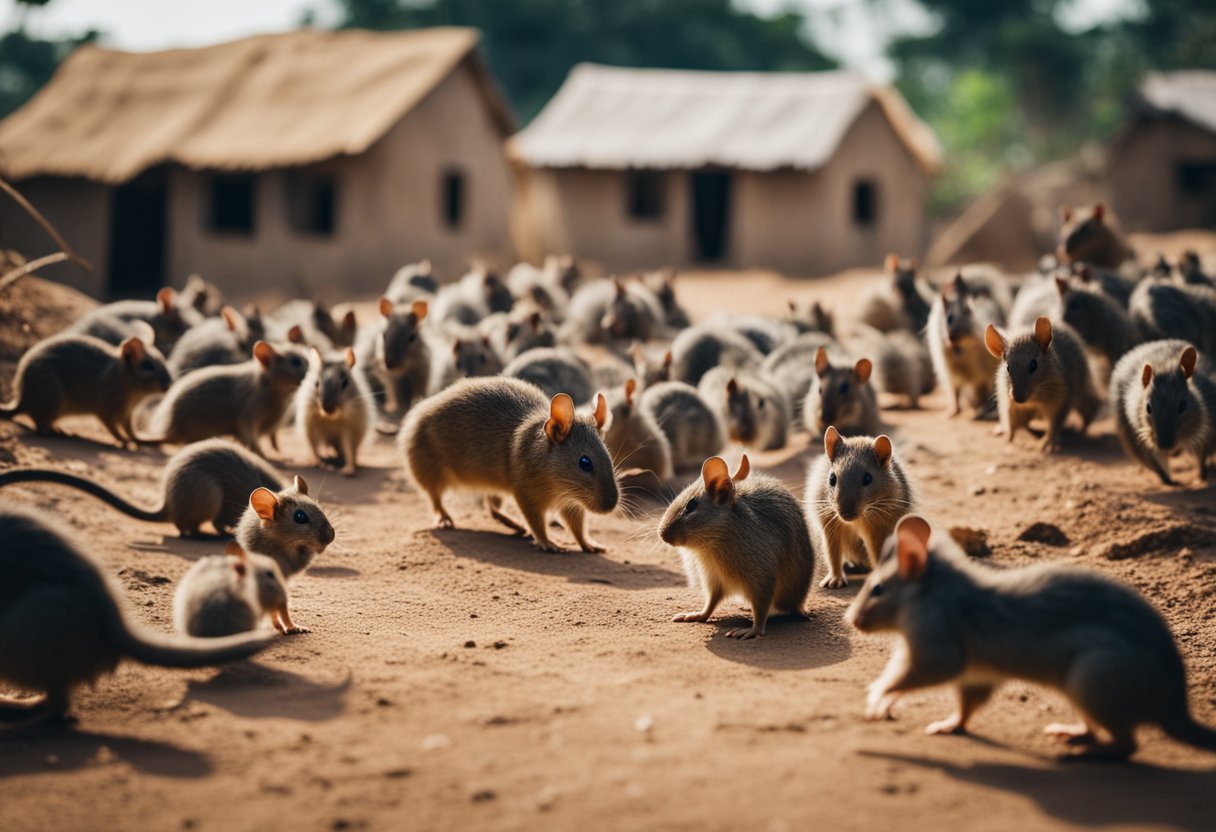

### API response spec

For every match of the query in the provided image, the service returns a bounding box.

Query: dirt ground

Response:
[1,268,1214,832]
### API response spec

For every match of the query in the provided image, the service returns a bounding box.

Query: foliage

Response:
[0,27,97,119]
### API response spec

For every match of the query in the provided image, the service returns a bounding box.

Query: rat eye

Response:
[862,472,873,486]
[945,314,954,326]
[141,359,154,371]
[828,472,837,487]
[341,376,349,389]
[578,455,593,473]
[839,382,849,395]
[480,354,488,365]
[293,509,308,524]
[757,397,765,409]
[1028,358,1038,373]
[685,497,699,514]
[1146,403,1152,414]
[263,570,274,579]
[408,333,417,344]
[1179,399,1187,413]
[290,356,303,367]
[870,583,883,598]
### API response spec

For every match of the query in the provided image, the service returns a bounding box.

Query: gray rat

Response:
[803,347,880,437]
[399,378,618,552]
[1057,203,1134,268]
[926,273,1004,417]
[805,426,914,589]
[356,298,431,417]
[637,381,725,472]
[698,367,790,451]
[1111,339,1216,484]
[494,308,558,361]
[844,324,934,409]
[856,254,933,333]
[0,437,283,536]
[178,274,225,317]
[503,347,595,404]
[0,334,171,445]
[985,317,1101,452]
[0,505,273,734]
[785,298,835,336]
[147,340,309,455]
[432,267,514,325]
[761,331,843,420]
[660,455,815,639]
[267,299,358,351]
[1056,276,1142,366]
[234,474,335,578]
[506,261,570,318]
[384,259,439,304]
[295,347,372,476]
[642,268,690,329]
[706,312,797,356]
[70,286,200,353]
[604,378,673,480]
[1129,279,1216,355]
[431,330,506,393]
[669,323,763,386]
[561,278,663,345]
[168,305,270,376]
[631,343,673,388]
[849,515,1216,759]
[174,542,303,637]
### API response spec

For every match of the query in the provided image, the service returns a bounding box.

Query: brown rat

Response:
[399,377,619,552]
[173,542,304,637]
[432,330,506,393]
[698,367,790,451]
[849,515,1216,759]
[926,273,1004,417]
[356,298,431,417]
[70,286,199,353]
[659,455,815,639]
[0,505,273,734]
[0,334,171,445]
[985,317,1101,452]
[761,331,843,420]
[803,347,880,437]
[805,426,914,588]
[0,437,284,536]
[147,340,309,455]
[234,474,335,578]
[167,304,269,376]
[295,347,372,476]
[857,254,933,333]
[1057,203,1134,269]
[604,378,673,480]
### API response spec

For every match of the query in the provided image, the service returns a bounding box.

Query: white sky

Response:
[2,0,1144,80]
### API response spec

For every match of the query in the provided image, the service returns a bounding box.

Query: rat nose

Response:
[320,523,335,545]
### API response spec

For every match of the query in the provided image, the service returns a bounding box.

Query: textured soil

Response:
[1,269,1214,832]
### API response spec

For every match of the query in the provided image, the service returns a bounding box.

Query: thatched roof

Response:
[0,27,514,185]
[509,64,940,174]
[1137,70,1216,135]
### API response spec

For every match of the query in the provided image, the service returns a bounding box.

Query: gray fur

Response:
[503,347,594,404]
[670,324,763,386]
[698,367,790,451]
[637,381,725,472]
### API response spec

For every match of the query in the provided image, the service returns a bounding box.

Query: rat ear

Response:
[345,347,357,369]
[854,358,872,384]
[896,515,932,581]
[984,324,1006,359]
[293,475,309,495]
[701,456,734,502]
[1141,363,1153,387]
[624,378,637,406]
[824,425,842,461]
[1076,265,1092,282]
[341,309,358,334]
[726,377,738,396]
[310,346,323,365]
[1054,277,1069,297]
[412,300,428,321]
[733,454,750,482]
[156,287,176,313]
[529,311,542,332]
[815,346,830,376]
[788,299,797,315]
[250,487,278,522]
[379,297,393,318]
[224,541,248,562]
[482,335,493,349]
[545,393,575,442]
[287,325,304,344]
[1060,204,1073,224]
[119,336,146,363]
[874,435,893,468]
[1033,317,1053,352]
[253,340,276,368]
[662,350,672,368]
[884,253,899,273]
[613,277,626,298]
[1092,203,1105,223]
[593,392,610,431]
[452,339,462,357]
[1180,347,1197,379]
[221,306,240,332]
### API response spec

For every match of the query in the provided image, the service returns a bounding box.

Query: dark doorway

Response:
[690,170,732,261]
[108,169,168,298]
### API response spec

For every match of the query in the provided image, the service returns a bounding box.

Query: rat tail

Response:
[0,469,168,522]
[118,625,273,668]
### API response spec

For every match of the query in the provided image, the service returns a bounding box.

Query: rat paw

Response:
[532,540,568,553]
[434,513,455,530]
[340,466,357,477]
[725,628,762,640]
[672,611,709,623]
[579,541,607,554]
[284,626,312,635]
[820,574,848,589]
[865,690,899,721]
[925,716,965,735]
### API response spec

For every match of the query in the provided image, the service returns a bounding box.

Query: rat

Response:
[1130,278,1216,355]
[493,308,558,361]
[506,261,570,318]
[561,278,663,345]
[174,541,304,637]
[384,259,439,305]
[432,330,506,393]
[926,273,1004,417]
[399,378,618,552]
[669,324,763,386]
[295,347,372,476]
[70,286,200,353]
[1056,275,1142,366]
[604,378,673,480]
[267,299,358,351]
[356,298,431,418]
[234,474,335,578]
[178,274,225,317]
[631,343,673,388]
[698,367,791,451]
[803,347,880,437]
[1111,340,1216,485]
[849,514,1216,759]
[168,304,269,376]
[146,340,309,455]
[761,331,843,420]
[1057,203,1134,269]
[786,299,835,337]
[0,334,171,445]
[985,316,1101,452]
[857,254,933,333]
[432,267,514,325]
[503,347,595,404]
[0,505,273,734]
[805,426,914,589]
[844,324,935,409]
[637,381,726,472]
[642,268,691,329]
[0,437,284,536]
[660,455,815,639]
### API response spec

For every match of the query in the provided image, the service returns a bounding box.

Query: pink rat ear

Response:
[984,324,1006,359]
[701,456,734,502]
[824,425,842,461]
[896,515,932,581]
[293,475,309,495]
[544,393,575,443]
[249,487,278,522]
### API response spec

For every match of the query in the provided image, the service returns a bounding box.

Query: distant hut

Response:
[0,28,515,299]
[509,65,940,276]
[1110,71,1216,232]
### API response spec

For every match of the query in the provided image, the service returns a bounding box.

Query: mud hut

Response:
[509,65,939,276]
[0,28,515,299]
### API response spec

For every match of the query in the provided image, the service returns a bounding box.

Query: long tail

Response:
[0,469,167,522]
[118,625,274,668]
[1163,712,1216,752]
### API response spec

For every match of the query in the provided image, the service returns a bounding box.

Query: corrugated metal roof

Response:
[510,64,940,173]
[1139,70,1216,135]
[0,27,514,185]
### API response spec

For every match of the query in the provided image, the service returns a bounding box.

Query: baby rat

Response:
[168,305,268,376]
[400,378,618,552]
[659,455,815,639]
[234,474,335,577]
[985,317,1101,452]
[806,426,914,588]
[295,347,372,476]
[563,278,663,345]
[604,378,674,480]
[1057,203,1134,269]
[638,381,726,472]
[147,340,309,455]
[174,542,303,637]
[0,505,273,733]
[356,298,431,417]
[0,334,171,445]
[698,367,790,451]
[70,286,199,352]
[803,347,879,437]
[857,254,933,333]
[0,437,283,536]
[849,515,1216,759]
[432,331,506,393]
[927,274,1003,417]
[1111,340,1216,484]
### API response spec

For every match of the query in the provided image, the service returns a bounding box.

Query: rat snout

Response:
[659,519,682,546]
[1153,423,1177,452]
[598,482,619,513]
[319,522,335,546]
[1009,382,1028,405]
[836,498,859,523]
[320,387,342,415]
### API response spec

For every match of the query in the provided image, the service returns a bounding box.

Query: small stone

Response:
[469,613,478,619]
[948,526,991,559]
[421,733,451,751]
[1017,522,1069,546]
[492,640,508,650]
[471,789,497,803]
[968,484,986,496]
[463,640,476,649]
[376,697,392,708]
[635,714,654,734]
[1069,545,1086,558]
